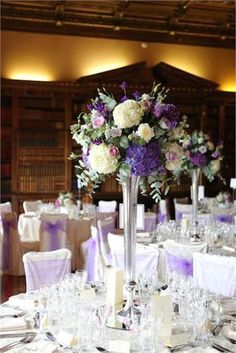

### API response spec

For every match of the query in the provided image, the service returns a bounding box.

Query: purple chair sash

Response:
[157,212,167,224]
[42,219,67,251]
[214,215,233,224]
[99,221,115,241]
[24,258,71,291]
[166,252,193,276]
[175,211,183,222]
[144,216,156,231]
[85,237,99,281]
[2,218,17,270]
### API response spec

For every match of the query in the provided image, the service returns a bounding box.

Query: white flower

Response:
[199,145,207,154]
[113,99,143,128]
[88,143,118,174]
[141,94,151,101]
[136,123,154,143]
[210,159,220,174]
[198,137,204,144]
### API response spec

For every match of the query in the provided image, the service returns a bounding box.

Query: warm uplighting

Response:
[8,72,53,81]
[219,83,236,92]
[81,61,129,77]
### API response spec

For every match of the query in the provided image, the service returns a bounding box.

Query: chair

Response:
[163,239,207,278]
[97,217,115,265]
[39,213,68,252]
[193,252,236,297]
[98,200,117,213]
[23,200,43,213]
[212,206,236,224]
[107,232,159,279]
[1,212,39,276]
[23,248,72,291]
[157,199,170,223]
[0,201,12,234]
[144,212,157,231]
[174,203,192,222]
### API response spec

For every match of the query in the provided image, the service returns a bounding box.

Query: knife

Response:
[0,332,35,339]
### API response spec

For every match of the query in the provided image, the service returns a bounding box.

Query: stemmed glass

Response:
[94,303,112,345]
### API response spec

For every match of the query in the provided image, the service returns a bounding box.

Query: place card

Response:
[109,340,130,353]
[80,288,96,300]
[180,218,190,234]
[106,268,123,306]
[151,293,172,338]
[57,330,78,346]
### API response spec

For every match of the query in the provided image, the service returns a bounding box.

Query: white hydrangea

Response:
[136,123,154,143]
[88,143,118,174]
[113,99,143,128]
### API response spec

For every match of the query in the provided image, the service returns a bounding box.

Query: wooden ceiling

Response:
[1,1,235,49]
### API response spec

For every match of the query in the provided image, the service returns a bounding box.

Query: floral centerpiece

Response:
[70,82,187,201]
[165,129,224,181]
[55,191,77,208]
[216,191,232,207]
[70,82,187,321]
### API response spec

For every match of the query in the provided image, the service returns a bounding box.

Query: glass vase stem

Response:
[191,168,200,238]
[117,175,140,324]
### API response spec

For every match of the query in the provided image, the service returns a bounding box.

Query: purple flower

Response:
[125,140,165,176]
[86,104,93,111]
[120,82,127,90]
[154,103,180,128]
[212,151,220,158]
[82,153,89,168]
[120,95,128,102]
[190,152,207,167]
[133,91,141,100]
[91,138,101,145]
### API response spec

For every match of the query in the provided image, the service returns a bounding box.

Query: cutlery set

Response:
[0,333,36,352]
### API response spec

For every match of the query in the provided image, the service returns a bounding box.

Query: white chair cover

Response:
[108,232,159,279]
[157,199,170,223]
[23,248,72,291]
[163,239,207,277]
[212,206,236,224]
[39,213,68,252]
[193,252,236,297]
[98,200,117,213]
[23,200,43,213]
[1,212,39,276]
[174,203,192,222]
[0,201,12,234]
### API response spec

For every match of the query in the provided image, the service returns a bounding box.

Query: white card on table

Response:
[151,293,172,338]
[106,268,123,306]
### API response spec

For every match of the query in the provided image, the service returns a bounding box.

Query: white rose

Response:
[165,143,183,171]
[136,123,154,143]
[141,94,151,101]
[210,159,220,174]
[199,145,207,154]
[113,99,143,128]
[88,143,118,174]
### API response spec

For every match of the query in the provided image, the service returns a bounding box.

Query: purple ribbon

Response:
[85,237,98,281]
[157,212,167,224]
[166,252,193,276]
[2,218,17,270]
[42,219,67,250]
[98,222,115,241]
[175,211,183,222]
[214,215,233,224]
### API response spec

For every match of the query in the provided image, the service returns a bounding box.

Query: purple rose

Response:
[92,115,105,128]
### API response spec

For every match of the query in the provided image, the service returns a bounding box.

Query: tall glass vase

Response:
[117,175,140,324]
[191,168,200,240]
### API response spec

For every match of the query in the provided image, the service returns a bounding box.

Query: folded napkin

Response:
[8,293,38,310]
[56,330,78,346]
[0,317,27,332]
[136,232,151,238]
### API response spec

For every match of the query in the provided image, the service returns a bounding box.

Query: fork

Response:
[0,333,36,352]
